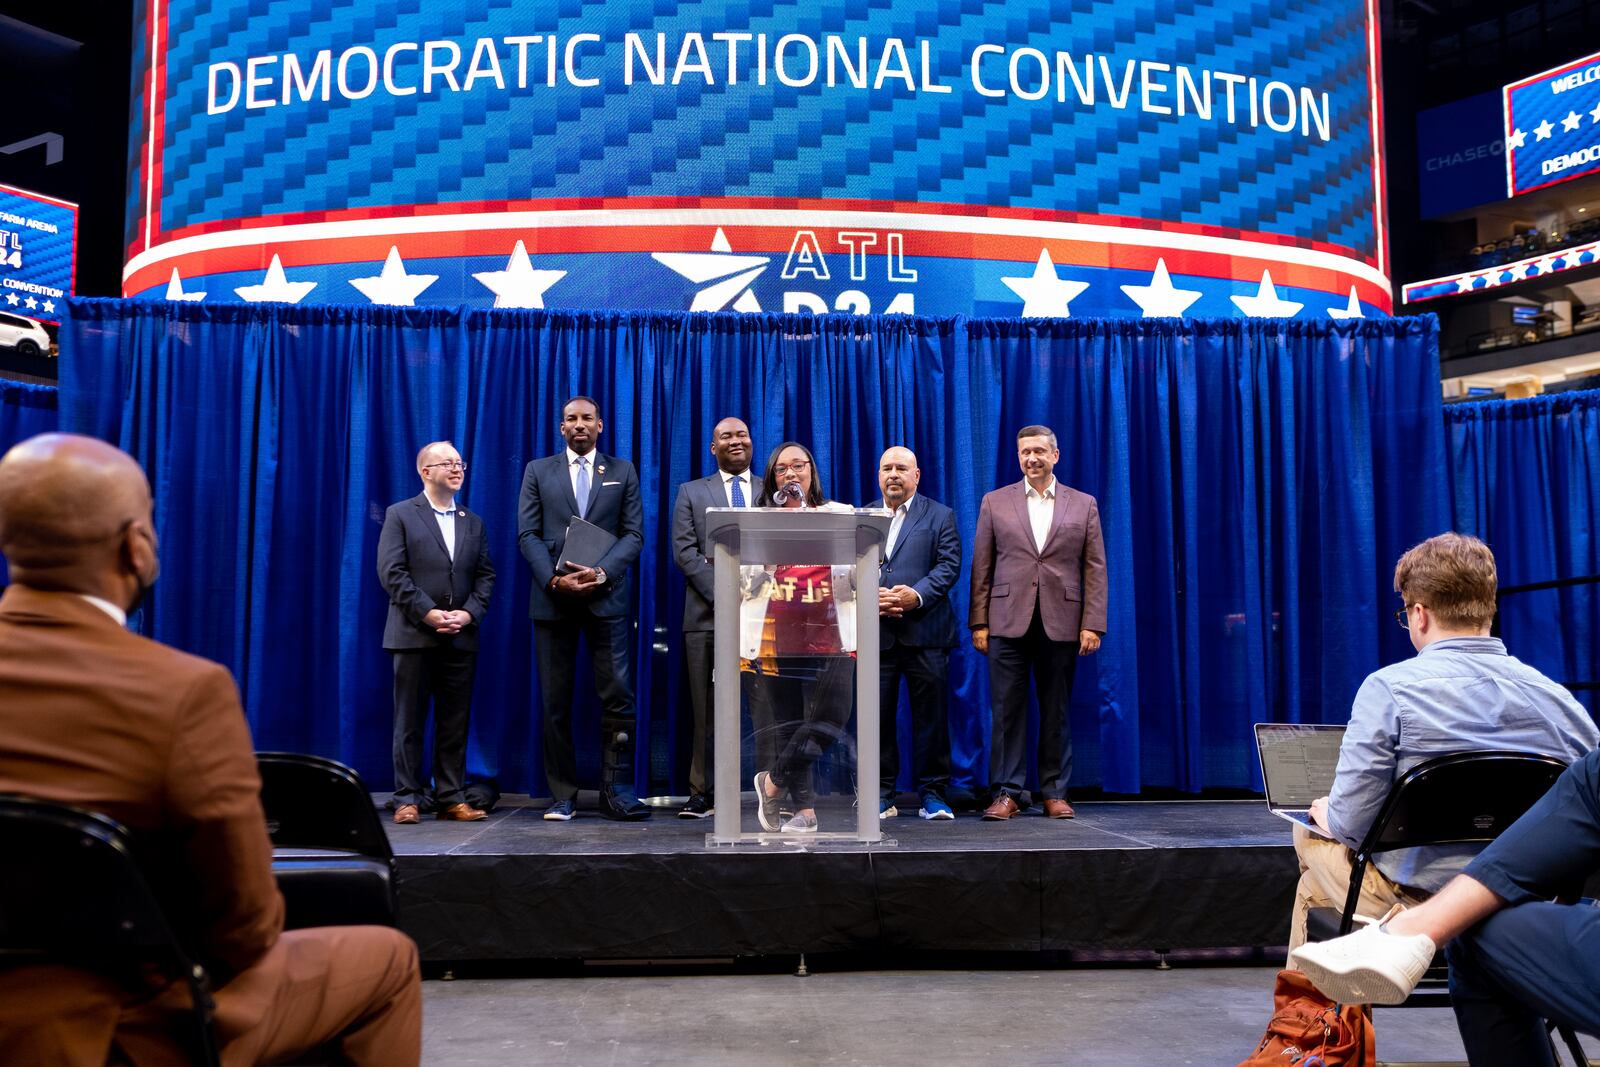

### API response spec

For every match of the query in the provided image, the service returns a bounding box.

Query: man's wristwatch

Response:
[594,568,608,585]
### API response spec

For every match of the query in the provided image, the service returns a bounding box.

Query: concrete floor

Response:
[417,965,1600,1066]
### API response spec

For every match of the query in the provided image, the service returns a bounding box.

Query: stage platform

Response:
[387,795,1299,964]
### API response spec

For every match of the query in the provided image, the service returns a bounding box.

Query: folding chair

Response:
[1305,750,1588,1064]
[258,752,398,929]
[0,795,220,1066]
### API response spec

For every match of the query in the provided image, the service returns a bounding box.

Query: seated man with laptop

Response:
[1285,532,1598,951]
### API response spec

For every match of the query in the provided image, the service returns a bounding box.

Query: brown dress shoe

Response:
[393,803,420,825]
[438,802,487,821]
[1043,798,1076,820]
[982,795,1021,821]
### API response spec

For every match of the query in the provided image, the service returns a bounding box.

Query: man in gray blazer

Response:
[970,424,1107,821]
[518,396,647,821]
[669,416,756,819]
[377,440,496,824]
[871,446,962,821]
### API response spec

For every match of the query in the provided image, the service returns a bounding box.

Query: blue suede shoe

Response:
[918,795,955,820]
[543,797,575,821]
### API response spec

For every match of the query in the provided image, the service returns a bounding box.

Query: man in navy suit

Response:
[517,396,648,821]
[872,446,963,821]
[378,440,496,824]
[669,416,756,819]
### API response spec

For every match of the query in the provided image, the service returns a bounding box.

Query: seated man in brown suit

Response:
[0,433,421,1066]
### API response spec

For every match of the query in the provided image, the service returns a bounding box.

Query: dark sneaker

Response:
[678,794,714,819]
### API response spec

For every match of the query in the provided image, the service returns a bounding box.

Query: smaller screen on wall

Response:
[0,183,77,326]
[1504,49,1600,197]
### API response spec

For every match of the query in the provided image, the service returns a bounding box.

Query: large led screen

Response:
[122,0,1389,318]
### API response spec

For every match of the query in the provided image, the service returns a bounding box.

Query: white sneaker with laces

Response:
[1288,917,1436,1005]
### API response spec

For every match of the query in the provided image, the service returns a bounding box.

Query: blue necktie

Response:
[729,474,746,507]
[575,456,591,518]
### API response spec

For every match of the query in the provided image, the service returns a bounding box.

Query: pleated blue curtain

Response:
[0,377,57,456]
[968,317,1448,791]
[0,377,61,587]
[1446,390,1600,715]
[57,299,1446,795]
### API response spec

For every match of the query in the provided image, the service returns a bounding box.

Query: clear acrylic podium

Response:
[707,506,893,846]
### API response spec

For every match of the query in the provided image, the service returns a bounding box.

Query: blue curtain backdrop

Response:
[52,299,1447,796]
[0,378,61,587]
[1446,390,1600,714]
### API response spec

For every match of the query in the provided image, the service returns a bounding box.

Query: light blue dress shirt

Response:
[430,498,457,560]
[1326,636,1599,892]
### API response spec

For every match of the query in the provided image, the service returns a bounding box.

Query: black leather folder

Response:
[558,516,618,573]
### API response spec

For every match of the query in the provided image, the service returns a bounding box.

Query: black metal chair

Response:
[0,795,220,1066]
[258,752,398,929]
[1305,750,1589,1063]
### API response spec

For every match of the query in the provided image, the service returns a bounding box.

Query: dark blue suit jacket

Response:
[516,451,643,620]
[872,493,962,649]
[376,494,495,651]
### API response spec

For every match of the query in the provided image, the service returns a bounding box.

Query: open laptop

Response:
[1254,723,1346,838]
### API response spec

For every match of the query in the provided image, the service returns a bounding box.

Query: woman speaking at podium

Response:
[743,442,857,834]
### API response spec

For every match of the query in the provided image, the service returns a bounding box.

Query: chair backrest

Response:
[257,752,393,863]
[0,795,219,1065]
[1360,750,1568,857]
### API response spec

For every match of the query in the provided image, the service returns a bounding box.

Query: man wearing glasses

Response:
[378,440,497,824]
[1286,532,1597,952]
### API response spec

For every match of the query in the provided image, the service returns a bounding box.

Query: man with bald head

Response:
[378,439,496,824]
[870,446,962,820]
[0,433,420,1066]
[670,416,756,818]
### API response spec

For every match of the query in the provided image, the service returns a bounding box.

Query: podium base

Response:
[705,832,899,850]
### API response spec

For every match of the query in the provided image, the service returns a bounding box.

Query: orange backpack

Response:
[1237,969,1376,1067]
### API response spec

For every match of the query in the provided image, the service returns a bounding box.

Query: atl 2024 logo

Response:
[654,228,917,314]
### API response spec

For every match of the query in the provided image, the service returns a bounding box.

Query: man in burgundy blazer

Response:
[0,433,420,1066]
[969,424,1108,821]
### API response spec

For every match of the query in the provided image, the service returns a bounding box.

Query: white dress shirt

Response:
[78,594,127,626]
[1025,478,1056,554]
[429,496,458,560]
[885,493,915,559]
[722,469,752,507]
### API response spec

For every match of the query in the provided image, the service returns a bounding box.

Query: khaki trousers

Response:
[1288,823,1428,957]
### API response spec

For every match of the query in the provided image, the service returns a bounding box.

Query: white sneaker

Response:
[1288,917,1436,1005]
[781,811,818,833]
